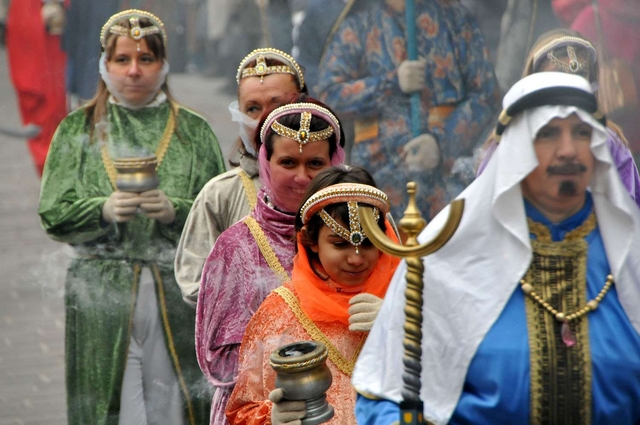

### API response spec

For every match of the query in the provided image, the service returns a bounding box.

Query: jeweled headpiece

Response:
[531,36,596,75]
[100,9,167,50]
[236,48,305,90]
[300,183,390,254]
[260,103,341,153]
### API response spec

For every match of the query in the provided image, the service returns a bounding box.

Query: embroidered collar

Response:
[525,192,595,242]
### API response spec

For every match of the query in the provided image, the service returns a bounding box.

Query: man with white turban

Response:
[353,72,640,424]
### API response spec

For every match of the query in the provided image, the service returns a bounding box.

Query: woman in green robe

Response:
[38,10,225,425]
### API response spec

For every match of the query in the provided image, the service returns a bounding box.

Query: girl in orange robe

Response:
[226,166,400,424]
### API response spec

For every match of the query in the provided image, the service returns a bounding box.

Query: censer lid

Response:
[270,341,328,373]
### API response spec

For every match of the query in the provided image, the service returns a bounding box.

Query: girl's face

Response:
[106,36,164,105]
[268,136,331,213]
[310,219,380,287]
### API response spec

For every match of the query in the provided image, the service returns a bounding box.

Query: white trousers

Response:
[118,268,186,425]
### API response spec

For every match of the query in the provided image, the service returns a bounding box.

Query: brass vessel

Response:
[113,156,159,192]
[270,341,334,425]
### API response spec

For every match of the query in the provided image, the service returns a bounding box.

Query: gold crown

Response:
[236,48,305,90]
[261,103,341,153]
[532,36,596,69]
[100,9,167,49]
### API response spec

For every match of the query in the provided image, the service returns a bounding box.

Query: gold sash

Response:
[243,216,290,283]
[238,170,258,210]
[524,213,597,424]
[274,286,366,376]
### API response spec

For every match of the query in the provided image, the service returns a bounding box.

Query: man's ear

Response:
[301,226,319,253]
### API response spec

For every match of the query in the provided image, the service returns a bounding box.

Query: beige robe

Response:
[175,154,261,306]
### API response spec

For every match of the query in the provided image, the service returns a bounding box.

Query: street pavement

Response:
[0,46,237,424]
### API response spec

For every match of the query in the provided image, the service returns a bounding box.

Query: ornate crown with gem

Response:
[100,9,167,50]
[236,48,305,90]
[260,103,341,153]
[300,183,390,254]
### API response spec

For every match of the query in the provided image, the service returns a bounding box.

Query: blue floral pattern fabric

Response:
[317,0,500,219]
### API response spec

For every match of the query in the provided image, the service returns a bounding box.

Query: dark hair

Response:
[295,166,387,263]
[255,93,345,157]
[84,16,175,138]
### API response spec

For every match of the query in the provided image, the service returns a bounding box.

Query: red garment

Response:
[552,0,640,151]
[6,0,67,176]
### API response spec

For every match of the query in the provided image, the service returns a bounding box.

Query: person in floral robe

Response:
[317,0,500,219]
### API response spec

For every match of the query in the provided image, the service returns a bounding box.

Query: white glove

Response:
[398,59,427,93]
[348,293,383,332]
[401,134,440,172]
[269,388,306,425]
[139,189,176,224]
[41,2,65,35]
[102,191,140,223]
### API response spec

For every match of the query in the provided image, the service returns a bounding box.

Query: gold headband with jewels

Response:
[100,9,167,50]
[236,48,305,90]
[261,103,341,153]
[531,36,596,72]
[547,46,587,74]
[300,183,390,254]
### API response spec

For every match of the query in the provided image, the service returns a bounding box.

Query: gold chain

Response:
[101,103,177,189]
[274,286,366,376]
[244,216,290,283]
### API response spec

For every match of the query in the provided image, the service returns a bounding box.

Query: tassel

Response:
[561,321,577,347]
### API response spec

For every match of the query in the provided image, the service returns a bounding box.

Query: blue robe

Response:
[356,194,640,424]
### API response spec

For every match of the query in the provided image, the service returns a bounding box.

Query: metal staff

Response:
[359,182,464,425]
[405,0,421,137]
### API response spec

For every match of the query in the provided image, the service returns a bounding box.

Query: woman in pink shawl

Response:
[195,94,346,424]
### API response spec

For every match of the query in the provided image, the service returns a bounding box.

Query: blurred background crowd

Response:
[0,0,638,174]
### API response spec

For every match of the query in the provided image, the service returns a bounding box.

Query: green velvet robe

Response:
[38,100,226,425]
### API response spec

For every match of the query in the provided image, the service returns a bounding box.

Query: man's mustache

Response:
[547,163,587,175]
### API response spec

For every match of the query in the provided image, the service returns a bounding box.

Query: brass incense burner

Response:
[270,341,334,425]
[113,156,159,192]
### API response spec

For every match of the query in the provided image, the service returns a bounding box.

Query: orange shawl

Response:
[291,220,400,325]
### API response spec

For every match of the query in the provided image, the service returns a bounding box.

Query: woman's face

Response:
[106,36,164,105]
[268,136,331,213]
[311,219,380,287]
[238,73,299,120]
